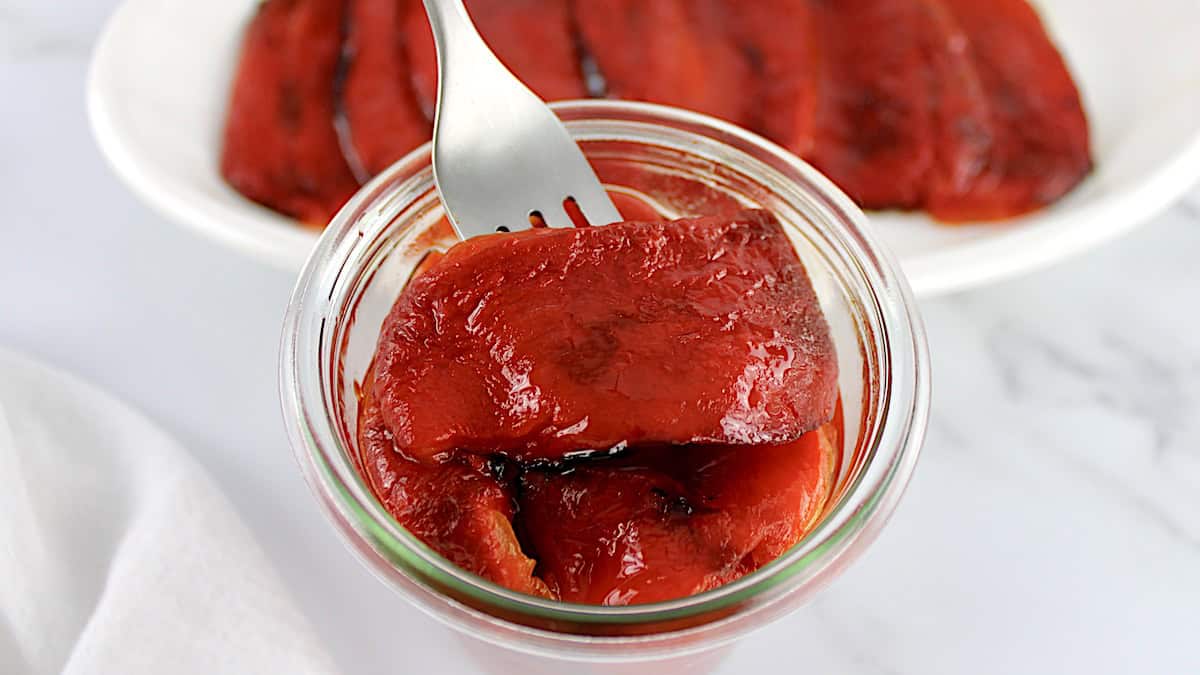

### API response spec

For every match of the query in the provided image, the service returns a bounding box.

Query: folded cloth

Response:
[0,349,339,675]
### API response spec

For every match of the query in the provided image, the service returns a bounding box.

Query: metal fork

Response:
[421,0,620,238]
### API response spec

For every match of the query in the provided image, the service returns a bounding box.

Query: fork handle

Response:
[419,0,622,235]
[421,0,510,103]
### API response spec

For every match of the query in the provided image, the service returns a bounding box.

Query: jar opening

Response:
[281,101,929,650]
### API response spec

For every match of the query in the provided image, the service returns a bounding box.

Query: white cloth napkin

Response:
[0,349,340,675]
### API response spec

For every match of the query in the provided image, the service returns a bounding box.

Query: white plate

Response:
[87,0,1200,296]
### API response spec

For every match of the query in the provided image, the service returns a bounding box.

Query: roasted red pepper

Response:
[519,423,838,605]
[373,210,838,463]
[921,0,1092,221]
[343,0,432,176]
[806,0,935,210]
[725,0,821,157]
[222,0,1091,225]
[573,0,756,128]
[220,0,359,225]
[357,367,550,596]
[361,210,840,602]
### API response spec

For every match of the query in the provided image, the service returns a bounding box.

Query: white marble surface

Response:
[2,1,1198,673]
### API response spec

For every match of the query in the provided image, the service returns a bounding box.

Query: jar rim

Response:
[280,100,929,649]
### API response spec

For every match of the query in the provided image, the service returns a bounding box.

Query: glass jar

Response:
[280,100,929,673]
